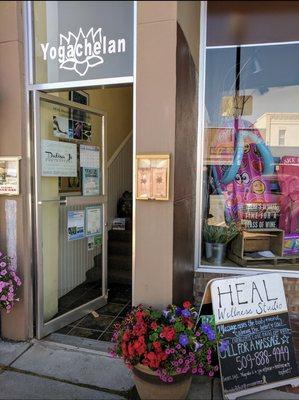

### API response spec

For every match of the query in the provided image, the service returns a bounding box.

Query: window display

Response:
[201,3,299,271]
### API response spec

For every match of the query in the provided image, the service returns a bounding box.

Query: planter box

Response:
[230,229,284,259]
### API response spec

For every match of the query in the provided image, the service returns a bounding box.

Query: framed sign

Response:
[0,157,21,195]
[136,154,170,201]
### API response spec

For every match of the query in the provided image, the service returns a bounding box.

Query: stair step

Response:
[85,265,131,285]
[108,240,132,256]
[108,254,132,271]
[108,269,131,285]
[109,229,132,243]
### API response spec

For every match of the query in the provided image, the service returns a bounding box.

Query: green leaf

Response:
[174,322,185,332]
[149,333,158,341]
[151,310,162,319]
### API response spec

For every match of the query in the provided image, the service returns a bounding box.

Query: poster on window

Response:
[53,116,73,139]
[0,157,20,195]
[41,140,77,177]
[82,167,100,196]
[80,145,100,169]
[67,210,85,241]
[86,206,102,237]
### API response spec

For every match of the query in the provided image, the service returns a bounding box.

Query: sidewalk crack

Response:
[2,365,132,399]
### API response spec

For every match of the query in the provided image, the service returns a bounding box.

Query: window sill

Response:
[195,265,299,279]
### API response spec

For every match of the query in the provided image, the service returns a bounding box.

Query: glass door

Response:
[32,91,107,339]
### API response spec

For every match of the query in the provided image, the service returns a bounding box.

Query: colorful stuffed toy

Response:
[211,119,275,223]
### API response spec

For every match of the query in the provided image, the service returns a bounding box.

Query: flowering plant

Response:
[0,253,22,313]
[111,301,227,382]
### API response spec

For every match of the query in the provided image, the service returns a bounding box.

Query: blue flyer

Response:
[67,210,85,241]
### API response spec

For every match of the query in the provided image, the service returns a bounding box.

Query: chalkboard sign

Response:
[211,274,298,399]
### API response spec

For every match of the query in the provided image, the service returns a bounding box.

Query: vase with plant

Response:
[0,252,22,313]
[203,222,240,265]
[110,301,227,400]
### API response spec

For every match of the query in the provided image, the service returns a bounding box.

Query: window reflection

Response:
[202,41,299,268]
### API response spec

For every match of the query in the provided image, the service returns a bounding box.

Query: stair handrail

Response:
[107,130,133,168]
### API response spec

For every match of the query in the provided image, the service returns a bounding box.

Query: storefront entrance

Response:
[33,86,133,340]
[33,91,108,338]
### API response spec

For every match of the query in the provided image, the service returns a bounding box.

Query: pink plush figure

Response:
[212,120,274,222]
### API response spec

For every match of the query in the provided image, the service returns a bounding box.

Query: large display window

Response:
[200,2,299,273]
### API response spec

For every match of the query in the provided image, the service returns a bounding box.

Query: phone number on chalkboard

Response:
[236,346,290,372]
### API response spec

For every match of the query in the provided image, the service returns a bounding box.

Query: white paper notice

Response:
[86,206,102,237]
[80,145,100,168]
[41,140,77,177]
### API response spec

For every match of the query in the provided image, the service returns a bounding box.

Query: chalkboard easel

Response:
[197,274,299,400]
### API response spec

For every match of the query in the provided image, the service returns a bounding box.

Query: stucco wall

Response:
[0,1,33,340]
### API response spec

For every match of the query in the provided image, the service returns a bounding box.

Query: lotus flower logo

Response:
[59,28,103,76]
[40,27,126,77]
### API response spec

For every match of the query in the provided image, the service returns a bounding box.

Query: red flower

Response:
[151,321,158,330]
[183,301,191,309]
[144,351,163,369]
[123,331,131,342]
[187,320,194,329]
[133,336,147,355]
[133,321,147,336]
[152,341,161,351]
[136,310,144,320]
[121,342,128,356]
[162,326,175,342]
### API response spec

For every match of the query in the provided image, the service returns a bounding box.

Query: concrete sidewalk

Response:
[0,339,297,400]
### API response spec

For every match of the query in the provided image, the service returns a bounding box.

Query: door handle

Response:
[37,199,66,205]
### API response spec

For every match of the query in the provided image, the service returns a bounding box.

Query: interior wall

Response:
[59,87,133,160]
[87,87,133,160]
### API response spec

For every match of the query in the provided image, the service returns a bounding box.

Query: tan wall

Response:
[0,2,33,340]
[134,1,199,307]
[134,1,177,307]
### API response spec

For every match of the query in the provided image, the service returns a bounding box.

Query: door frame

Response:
[32,90,108,339]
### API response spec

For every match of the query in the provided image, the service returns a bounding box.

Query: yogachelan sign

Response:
[33,1,133,83]
[210,274,298,399]
[41,27,127,77]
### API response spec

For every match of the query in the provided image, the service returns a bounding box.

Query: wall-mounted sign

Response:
[41,139,77,177]
[41,27,127,77]
[33,1,133,84]
[0,157,21,195]
[136,154,170,201]
[210,274,298,399]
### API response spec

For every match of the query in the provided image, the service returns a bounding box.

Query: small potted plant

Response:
[110,302,226,400]
[0,252,22,313]
[203,222,240,265]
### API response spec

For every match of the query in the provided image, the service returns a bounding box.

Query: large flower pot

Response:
[132,364,192,400]
[205,242,226,265]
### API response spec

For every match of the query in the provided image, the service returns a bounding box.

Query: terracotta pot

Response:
[132,363,192,400]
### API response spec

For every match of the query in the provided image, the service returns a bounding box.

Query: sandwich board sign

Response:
[208,273,298,399]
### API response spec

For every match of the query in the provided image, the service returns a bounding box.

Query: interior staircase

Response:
[86,228,132,286]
